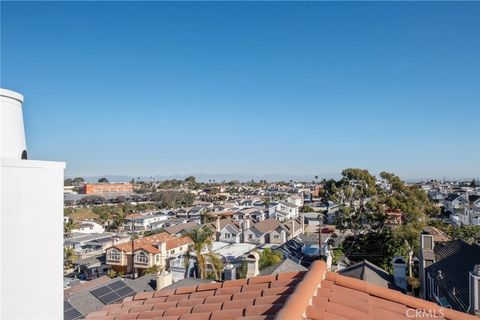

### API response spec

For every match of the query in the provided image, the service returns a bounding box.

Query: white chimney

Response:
[291,219,295,238]
[392,256,407,290]
[216,217,221,232]
[156,269,172,291]
[469,264,480,316]
[1,88,27,160]
[246,252,260,279]
[244,217,250,230]
[157,242,167,267]
[224,263,236,280]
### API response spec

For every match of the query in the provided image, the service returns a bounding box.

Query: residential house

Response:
[458,206,480,226]
[71,220,105,234]
[124,213,169,231]
[444,194,469,214]
[244,218,303,245]
[65,232,130,260]
[205,218,244,243]
[105,232,191,277]
[419,232,480,315]
[163,220,199,236]
[274,201,300,221]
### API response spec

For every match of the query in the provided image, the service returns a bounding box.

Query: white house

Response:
[72,220,105,234]
[124,213,169,231]
[444,194,469,214]
[274,201,299,221]
[459,206,480,226]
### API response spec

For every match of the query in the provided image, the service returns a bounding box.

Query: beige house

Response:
[105,232,191,276]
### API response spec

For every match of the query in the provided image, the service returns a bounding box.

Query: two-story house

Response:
[244,218,303,245]
[105,232,191,277]
[274,201,300,221]
[124,213,169,231]
[444,194,469,214]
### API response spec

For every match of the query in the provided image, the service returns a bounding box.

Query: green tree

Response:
[64,246,77,269]
[112,212,127,232]
[73,177,85,185]
[185,176,196,184]
[64,178,73,186]
[64,219,80,238]
[98,177,109,183]
[185,227,223,280]
[259,248,282,270]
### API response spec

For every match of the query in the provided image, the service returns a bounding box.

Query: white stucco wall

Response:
[1,159,65,319]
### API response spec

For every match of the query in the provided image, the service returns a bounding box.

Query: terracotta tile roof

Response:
[110,233,191,254]
[86,261,476,320]
[85,270,304,320]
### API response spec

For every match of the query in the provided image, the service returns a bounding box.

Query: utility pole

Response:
[131,218,136,279]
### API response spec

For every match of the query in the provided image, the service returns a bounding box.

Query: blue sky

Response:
[1,2,479,180]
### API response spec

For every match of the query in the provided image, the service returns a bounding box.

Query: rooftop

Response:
[85,260,477,320]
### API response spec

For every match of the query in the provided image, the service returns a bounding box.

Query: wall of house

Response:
[1,159,65,319]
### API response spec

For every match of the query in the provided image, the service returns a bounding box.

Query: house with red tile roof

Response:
[105,232,191,276]
[85,260,477,320]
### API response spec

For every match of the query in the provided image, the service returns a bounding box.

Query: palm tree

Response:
[143,265,162,275]
[64,219,80,238]
[113,212,127,232]
[185,227,223,280]
[200,210,213,224]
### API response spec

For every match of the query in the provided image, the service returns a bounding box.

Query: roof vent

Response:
[1,88,27,160]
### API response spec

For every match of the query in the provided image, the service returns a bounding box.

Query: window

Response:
[108,249,120,261]
[171,249,176,255]
[136,252,148,263]
[274,235,279,239]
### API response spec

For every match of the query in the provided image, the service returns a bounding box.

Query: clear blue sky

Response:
[1,2,479,180]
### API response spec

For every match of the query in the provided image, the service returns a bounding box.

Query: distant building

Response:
[82,182,134,196]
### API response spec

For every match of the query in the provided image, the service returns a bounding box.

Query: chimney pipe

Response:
[1,88,27,160]
[246,252,260,279]
[392,256,407,290]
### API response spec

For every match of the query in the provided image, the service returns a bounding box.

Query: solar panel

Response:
[64,301,83,320]
[90,280,136,305]
[108,280,125,290]
[91,286,111,297]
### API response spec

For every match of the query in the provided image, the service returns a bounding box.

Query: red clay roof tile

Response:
[197,282,222,291]
[179,313,211,320]
[222,299,254,309]
[222,279,247,288]
[189,290,215,299]
[164,306,193,316]
[137,310,165,319]
[175,285,198,295]
[191,302,223,313]
[86,261,477,320]
[210,309,244,320]
[204,294,232,303]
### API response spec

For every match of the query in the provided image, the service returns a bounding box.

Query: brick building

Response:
[83,183,134,195]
